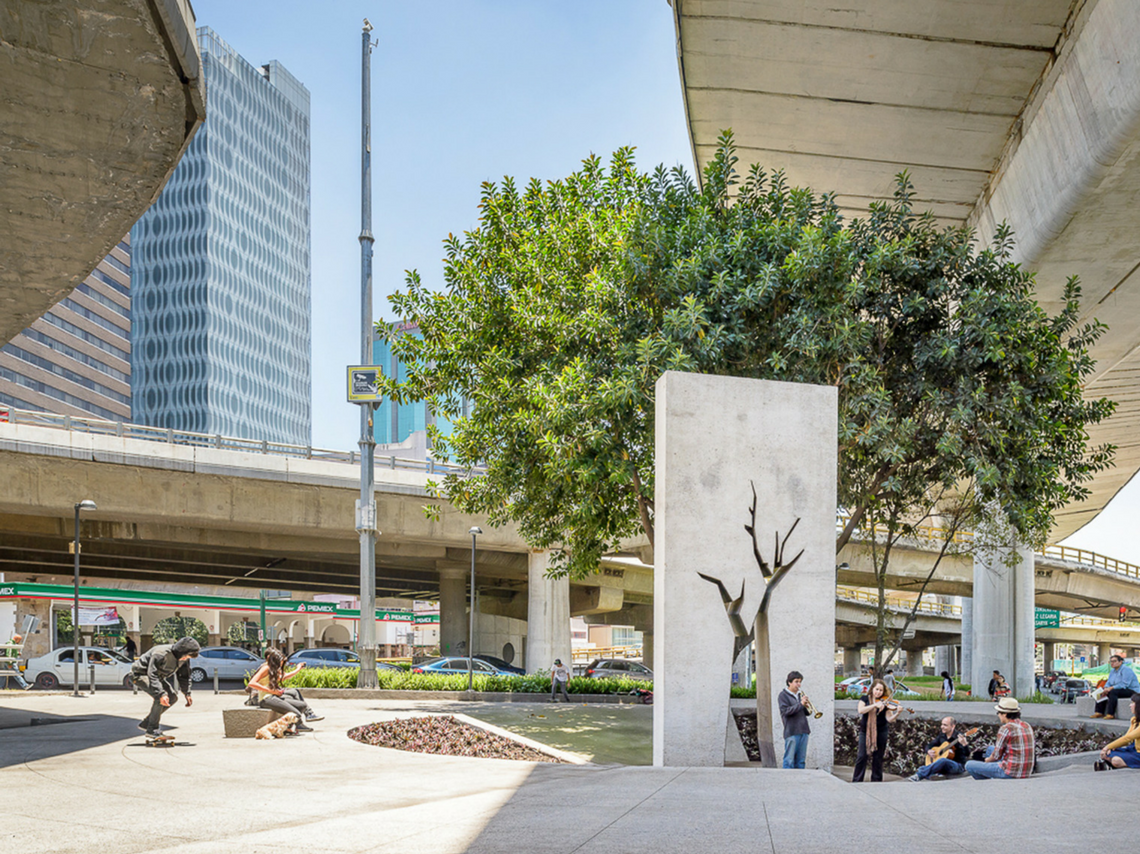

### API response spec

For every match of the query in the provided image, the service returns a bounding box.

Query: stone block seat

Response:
[222,707,282,738]
[1076,696,1096,717]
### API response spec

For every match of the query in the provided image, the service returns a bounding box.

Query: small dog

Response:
[255,712,298,739]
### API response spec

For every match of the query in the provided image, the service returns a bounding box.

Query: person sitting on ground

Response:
[550,658,570,703]
[1092,654,1140,720]
[247,649,323,729]
[1095,692,1140,770]
[131,636,199,736]
[987,670,1001,700]
[941,670,954,701]
[907,716,970,781]
[964,697,1035,780]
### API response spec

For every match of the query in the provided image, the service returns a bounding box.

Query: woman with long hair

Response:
[852,678,900,782]
[941,670,955,701]
[247,649,322,730]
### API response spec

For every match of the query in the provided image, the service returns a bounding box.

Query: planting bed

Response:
[348,715,565,762]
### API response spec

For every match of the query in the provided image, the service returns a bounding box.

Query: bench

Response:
[222,707,282,738]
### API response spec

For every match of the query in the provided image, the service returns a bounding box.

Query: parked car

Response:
[839,677,921,698]
[286,648,401,671]
[23,646,134,690]
[473,654,525,675]
[1058,678,1091,703]
[191,646,265,683]
[410,656,517,675]
[584,659,653,681]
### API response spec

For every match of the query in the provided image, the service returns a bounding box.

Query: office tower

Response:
[372,323,468,458]
[0,238,132,420]
[130,28,311,444]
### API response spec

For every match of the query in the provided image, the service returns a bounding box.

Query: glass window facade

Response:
[130,28,311,444]
[372,324,466,450]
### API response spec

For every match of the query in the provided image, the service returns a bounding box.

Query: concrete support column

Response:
[642,631,654,671]
[438,566,469,656]
[972,519,1035,698]
[843,646,861,675]
[1099,642,1112,666]
[906,649,925,678]
[525,550,571,675]
[935,646,951,676]
[961,597,973,682]
[1042,641,1055,671]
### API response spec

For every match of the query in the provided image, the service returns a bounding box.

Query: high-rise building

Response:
[0,238,132,421]
[130,28,311,444]
[372,323,468,457]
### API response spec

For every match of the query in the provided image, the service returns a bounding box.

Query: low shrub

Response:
[281,667,651,694]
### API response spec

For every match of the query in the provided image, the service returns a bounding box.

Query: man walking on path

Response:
[550,658,570,702]
[131,637,199,736]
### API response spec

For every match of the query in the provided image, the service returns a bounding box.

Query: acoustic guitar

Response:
[924,727,980,766]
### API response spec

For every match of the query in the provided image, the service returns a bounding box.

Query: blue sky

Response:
[185,1,1137,563]
[187,0,692,451]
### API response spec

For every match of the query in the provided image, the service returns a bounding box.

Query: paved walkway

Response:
[0,691,1136,853]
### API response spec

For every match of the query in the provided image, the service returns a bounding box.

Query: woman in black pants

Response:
[852,678,899,782]
[247,649,322,730]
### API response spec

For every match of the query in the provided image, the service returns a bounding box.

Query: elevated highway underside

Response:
[0,0,204,344]
[674,0,1140,537]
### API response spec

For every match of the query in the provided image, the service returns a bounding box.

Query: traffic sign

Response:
[1035,608,1060,629]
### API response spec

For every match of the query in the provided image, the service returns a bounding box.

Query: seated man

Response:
[965,697,1035,780]
[906,716,969,781]
[1092,654,1140,720]
[1096,692,1140,770]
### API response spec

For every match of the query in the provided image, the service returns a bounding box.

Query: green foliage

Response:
[382,132,1115,582]
[227,622,258,645]
[730,685,756,699]
[283,666,650,695]
[151,616,208,646]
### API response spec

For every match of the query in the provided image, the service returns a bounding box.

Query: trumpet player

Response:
[779,670,812,769]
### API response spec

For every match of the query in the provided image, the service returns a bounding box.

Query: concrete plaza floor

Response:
[1,690,1136,854]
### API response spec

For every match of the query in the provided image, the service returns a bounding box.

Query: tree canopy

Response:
[381,132,1115,580]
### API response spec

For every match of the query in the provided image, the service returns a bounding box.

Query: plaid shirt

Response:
[993,718,1035,778]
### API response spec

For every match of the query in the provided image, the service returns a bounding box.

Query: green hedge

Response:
[281,667,651,694]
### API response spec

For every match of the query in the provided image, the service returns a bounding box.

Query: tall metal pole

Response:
[72,500,96,696]
[356,18,379,689]
[467,527,481,692]
[73,504,81,696]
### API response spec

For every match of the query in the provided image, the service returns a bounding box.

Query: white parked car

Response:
[23,646,135,690]
[190,646,264,683]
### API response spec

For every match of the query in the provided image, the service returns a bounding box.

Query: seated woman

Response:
[1096,692,1140,770]
[247,649,323,730]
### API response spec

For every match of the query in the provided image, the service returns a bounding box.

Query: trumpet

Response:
[800,692,824,719]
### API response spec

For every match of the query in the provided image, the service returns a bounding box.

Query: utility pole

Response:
[355,18,379,689]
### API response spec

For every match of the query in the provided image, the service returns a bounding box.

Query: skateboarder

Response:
[131,637,200,737]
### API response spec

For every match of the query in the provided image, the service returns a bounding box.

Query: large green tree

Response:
[381,134,1114,606]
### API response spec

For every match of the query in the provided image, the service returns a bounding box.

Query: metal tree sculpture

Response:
[699,481,803,766]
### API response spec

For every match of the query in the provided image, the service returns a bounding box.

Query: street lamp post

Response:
[73,499,97,696]
[467,526,482,692]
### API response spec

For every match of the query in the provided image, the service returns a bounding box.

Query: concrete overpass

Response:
[0,0,204,344]
[672,0,1140,537]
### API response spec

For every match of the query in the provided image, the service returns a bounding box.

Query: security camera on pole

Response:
[346,18,382,689]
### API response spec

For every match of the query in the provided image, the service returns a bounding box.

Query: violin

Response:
[883,699,914,714]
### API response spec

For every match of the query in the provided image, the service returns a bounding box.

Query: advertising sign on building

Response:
[75,606,119,627]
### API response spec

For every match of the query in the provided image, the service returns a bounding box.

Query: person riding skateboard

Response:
[131,637,200,737]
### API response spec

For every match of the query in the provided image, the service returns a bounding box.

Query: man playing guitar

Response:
[906,716,974,781]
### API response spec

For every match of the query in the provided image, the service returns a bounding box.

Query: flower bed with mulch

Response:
[734,712,1103,775]
[348,715,565,762]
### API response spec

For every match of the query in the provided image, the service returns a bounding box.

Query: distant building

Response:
[0,238,132,421]
[372,323,468,458]
[130,28,311,444]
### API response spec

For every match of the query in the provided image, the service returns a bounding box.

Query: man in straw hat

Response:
[964,697,1035,779]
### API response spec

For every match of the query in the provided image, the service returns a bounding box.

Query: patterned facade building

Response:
[0,238,132,421]
[131,28,311,444]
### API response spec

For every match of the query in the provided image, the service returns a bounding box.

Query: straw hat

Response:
[995,697,1020,714]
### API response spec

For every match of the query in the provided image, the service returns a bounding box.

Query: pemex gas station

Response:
[0,582,439,660]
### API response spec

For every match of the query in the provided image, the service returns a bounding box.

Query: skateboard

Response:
[145,733,176,747]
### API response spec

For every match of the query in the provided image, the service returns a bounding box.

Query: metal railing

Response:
[838,513,1140,585]
[571,645,643,663]
[1058,615,1140,629]
[0,407,479,478]
[835,586,961,617]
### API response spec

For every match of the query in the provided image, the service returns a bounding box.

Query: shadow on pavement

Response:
[0,714,158,769]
